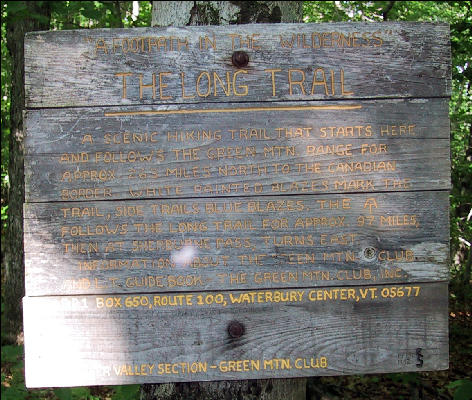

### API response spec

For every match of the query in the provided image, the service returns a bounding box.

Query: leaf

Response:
[452,380,472,400]
[113,384,141,400]
[54,388,73,400]
[1,387,28,400]
[54,386,92,400]
[4,1,27,15]
[71,387,92,399]
[1,345,23,363]
[390,372,419,384]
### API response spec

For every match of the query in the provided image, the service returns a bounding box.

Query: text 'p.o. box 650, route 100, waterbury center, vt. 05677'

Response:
[23,22,451,388]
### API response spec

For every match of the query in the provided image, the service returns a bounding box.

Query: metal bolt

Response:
[232,51,249,68]
[227,321,245,338]
[364,247,376,260]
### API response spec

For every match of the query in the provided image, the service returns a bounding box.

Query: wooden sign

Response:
[25,99,450,202]
[23,22,450,388]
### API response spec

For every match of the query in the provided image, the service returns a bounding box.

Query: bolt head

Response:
[364,247,376,259]
[232,51,249,68]
[227,321,245,338]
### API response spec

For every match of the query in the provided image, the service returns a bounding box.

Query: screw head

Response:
[232,51,249,68]
[364,247,376,260]
[227,321,245,338]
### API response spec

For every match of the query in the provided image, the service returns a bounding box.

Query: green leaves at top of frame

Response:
[4,1,50,25]
[49,1,152,30]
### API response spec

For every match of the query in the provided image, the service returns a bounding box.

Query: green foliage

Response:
[448,379,472,400]
[390,372,420,385]
[1,205,7,232]
[112,384,140,399]
[304,1,470,23]
[447,2,472,310]
[1,344,31,400]
[1,344,22,363]
[54,387,94,400]
[49,1,152,29]
[3,1,50,25]
[1,2,11,236]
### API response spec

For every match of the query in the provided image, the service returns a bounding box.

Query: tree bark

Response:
[3,1,51,343]
[152,1,303,26]
[141,379,307,400]
[143,2,304,399]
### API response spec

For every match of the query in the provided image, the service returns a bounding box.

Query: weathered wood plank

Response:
[24,22,451,108]
[22,21,452,387]
[25,98,451,153]
[23,282,448,388]
[24,191,449,296]
[24,99,450,202]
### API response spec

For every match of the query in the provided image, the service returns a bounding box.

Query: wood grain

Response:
[24,99,450,202]
[22,21,451,386]
[24,23,451,108]
[23,282,448,388]
[24,191,449,296]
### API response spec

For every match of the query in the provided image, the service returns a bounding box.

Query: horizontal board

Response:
[24,22,451,108]
[25,98,451,153]
[24,192,449,296]
[23,282,448,388]
[24,99,450,202]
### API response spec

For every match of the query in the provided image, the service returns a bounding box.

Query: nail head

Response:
[232,51,249,68]
[227,321,245,338]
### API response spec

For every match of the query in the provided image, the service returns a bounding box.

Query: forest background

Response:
[1,1,471,399]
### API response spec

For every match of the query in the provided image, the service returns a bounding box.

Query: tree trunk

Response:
[152,1,303,26]
[142,2,304,399]
[3,1,51,343]
[141,379,307,400]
